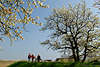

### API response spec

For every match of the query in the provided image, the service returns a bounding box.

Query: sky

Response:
[0,0,98,61]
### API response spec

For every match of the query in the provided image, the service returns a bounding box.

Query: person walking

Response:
[31,54,35,62]
[28,53,31,62]
[37,54,41,62]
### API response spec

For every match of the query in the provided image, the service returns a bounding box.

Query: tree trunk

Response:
[72,46,77,62]
[69,38,77,62]
[71,46,80,62]
[73,37,80,62]
[76,46,80,62]
[82,46,87,63]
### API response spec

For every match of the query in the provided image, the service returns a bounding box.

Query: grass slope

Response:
[8,61,100,67]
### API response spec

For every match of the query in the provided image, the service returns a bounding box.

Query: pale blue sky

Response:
[0,0,98,61]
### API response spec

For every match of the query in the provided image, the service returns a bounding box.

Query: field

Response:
[0,60,16,67]
[8,61,100,67]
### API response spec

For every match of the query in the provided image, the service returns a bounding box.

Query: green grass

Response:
[8,61,100,67]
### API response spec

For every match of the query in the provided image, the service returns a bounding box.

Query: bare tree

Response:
[41,1,100,62]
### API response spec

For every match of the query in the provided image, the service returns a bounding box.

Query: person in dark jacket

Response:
[37,54,41,62]
[28,53,31,62]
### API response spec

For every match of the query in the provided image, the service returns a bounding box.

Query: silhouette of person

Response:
[37,54,41,62]
[31,54,35,62]
[28,53,31,62]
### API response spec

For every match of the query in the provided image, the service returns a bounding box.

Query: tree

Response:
[94,0,100,8]
[0,0,48,43]
[41,1,100,62]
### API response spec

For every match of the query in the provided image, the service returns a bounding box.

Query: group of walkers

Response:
[28,53,41,62]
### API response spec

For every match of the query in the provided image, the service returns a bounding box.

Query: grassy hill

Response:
[8,61,100,67]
